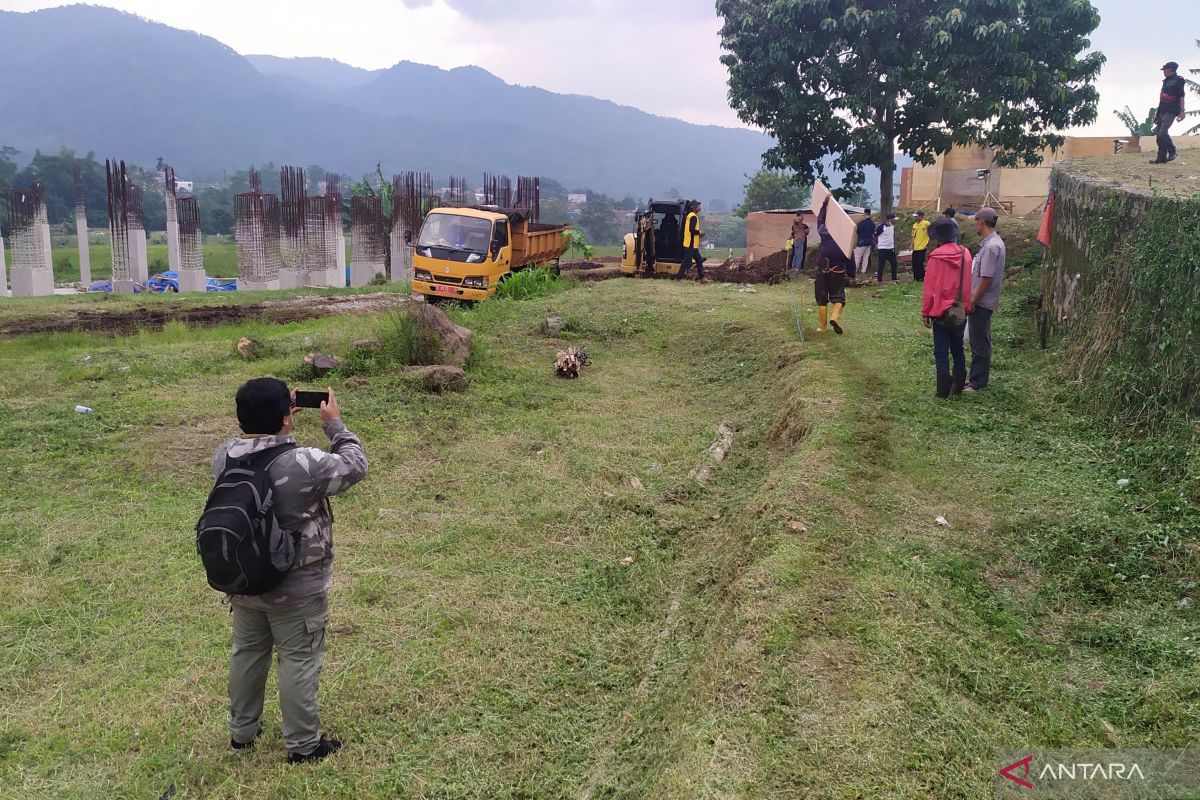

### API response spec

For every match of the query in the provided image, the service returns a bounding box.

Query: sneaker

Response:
[288,735,342,764]
[829,319,843,335]
[1167,151,1178,162]
[1149,158,1167,164]
[231,735,258,751]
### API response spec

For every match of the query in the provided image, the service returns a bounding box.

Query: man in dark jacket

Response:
[213,379,368,763]
[815,196,850,334]
[1151,61,1187,164]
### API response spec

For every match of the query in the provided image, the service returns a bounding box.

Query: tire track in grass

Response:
[578,592,683,800]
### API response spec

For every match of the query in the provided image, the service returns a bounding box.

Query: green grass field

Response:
[0,252,1195,798]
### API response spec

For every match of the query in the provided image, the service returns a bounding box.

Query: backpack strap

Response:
[247,443,297,471]
[223,442,297,475]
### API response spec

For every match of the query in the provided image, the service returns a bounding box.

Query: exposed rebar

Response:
[178,196,204,273]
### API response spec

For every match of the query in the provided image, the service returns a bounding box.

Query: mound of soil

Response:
[573,267,626,282]
[0,293,405,338]
[707,249,792,284]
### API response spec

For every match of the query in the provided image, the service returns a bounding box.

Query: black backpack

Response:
[196,443,299,596]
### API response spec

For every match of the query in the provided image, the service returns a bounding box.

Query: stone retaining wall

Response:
[1042,164,1200,418]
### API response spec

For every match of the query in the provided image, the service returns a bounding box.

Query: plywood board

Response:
[811,180,854,258]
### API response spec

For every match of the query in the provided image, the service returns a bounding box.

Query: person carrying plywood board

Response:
[814,195,851,335]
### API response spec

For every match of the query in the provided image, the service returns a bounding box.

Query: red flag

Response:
[1037,191,1055,247]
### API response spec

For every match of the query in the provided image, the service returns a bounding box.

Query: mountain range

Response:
[0,5,780,202]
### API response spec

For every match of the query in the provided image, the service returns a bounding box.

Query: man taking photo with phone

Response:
[208,379,368,763]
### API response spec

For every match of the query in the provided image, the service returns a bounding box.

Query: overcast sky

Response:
[1,0,1194,136]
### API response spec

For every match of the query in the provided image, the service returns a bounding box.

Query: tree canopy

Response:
[734,169,813,217]
[716,0,1105,213]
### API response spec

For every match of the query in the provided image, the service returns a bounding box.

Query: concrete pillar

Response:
[277,269,302,290]
[75,213,91,286]
[165,202,181,272]
[11,265,54,296]
[11,218,54,297]
[239,278,281,291]
[177,271,207,292]
[128,228,149,283]
[40,219,53,273]
[336,232,347,287]
[390,231,413,283]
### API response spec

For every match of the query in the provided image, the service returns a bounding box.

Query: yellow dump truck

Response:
[412,206,571,301]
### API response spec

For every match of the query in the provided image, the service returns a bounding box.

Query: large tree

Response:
[716,0,1105,213]
[734,169,812,216]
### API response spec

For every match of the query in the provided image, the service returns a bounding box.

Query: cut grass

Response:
[0,249,1194,798]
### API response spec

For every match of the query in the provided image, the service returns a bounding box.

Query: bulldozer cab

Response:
[622,199,687,277]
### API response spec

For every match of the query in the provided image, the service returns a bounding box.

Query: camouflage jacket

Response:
[211,419,368,611]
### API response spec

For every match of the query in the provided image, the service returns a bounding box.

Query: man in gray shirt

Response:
[965,208,1006,392]
[212,379,368,763]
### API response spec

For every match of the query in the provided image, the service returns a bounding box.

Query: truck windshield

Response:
[418,215,492,254]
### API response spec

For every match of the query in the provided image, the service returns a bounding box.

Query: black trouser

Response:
[877,249,898,282]
[911,249,927,282]
[814,268,846,306]
[968,306,994,389]
[677,248,705,280]
[1156,113,1177,161]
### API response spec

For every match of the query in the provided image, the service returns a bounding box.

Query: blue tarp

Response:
[88,280,143,293]
[149,272,238,292]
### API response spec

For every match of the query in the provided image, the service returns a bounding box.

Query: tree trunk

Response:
[879,136,896,216]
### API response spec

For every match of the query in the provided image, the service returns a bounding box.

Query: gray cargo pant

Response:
[229,594,328,755]
[968,306,994,390]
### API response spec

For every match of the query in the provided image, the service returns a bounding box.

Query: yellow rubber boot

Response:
[817,305,828,333]
[830,303,844,335]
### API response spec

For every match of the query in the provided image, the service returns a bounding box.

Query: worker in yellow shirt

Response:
[910,210,931,282]
[676,200,706,281]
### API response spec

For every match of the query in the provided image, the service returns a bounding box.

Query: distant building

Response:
[900,135,1200,215]
[744,203,868,263]
[567,193,588,205]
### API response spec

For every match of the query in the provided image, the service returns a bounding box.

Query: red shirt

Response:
[922,243,972,319]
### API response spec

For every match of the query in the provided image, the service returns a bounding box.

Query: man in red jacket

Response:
[921,219,972,398]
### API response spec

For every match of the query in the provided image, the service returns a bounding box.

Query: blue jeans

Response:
[932,320,966,377]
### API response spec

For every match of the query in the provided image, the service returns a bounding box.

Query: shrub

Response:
[495,266,562,301]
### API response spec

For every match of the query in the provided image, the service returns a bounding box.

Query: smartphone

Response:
[294,390,330,410]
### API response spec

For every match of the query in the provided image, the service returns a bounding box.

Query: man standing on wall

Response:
[911,211,930,282]
[965,208,1006,393]
[853,209,875,286]
[1151,61,1187,165]
[875,213,899,284]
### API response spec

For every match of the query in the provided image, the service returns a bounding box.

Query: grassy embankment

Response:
[0,232,1195,798]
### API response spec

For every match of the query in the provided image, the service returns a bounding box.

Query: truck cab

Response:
[620,199,688,277]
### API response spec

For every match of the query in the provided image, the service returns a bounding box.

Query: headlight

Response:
[415,270,433,282]
[622,243,628,259]
[463,276,488,289]
[466,253,483,263]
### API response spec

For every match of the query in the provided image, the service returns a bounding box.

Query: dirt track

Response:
[0,293,405,337]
